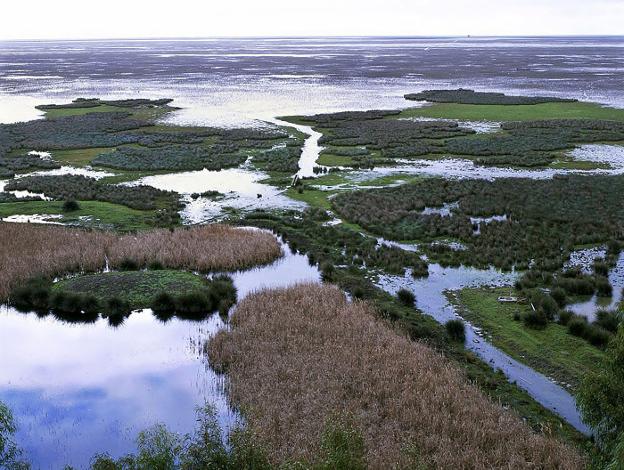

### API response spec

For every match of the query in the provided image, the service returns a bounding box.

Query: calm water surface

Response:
[0,239,320,469]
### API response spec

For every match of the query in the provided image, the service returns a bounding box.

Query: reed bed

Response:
[208,284,584,469]
[108,225,281,272]
[0,223,281,301]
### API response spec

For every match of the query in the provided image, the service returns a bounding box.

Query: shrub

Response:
[585,326,612,349]
[550,287,567,307]
[151,292,176,319]
[397,289,415,307]
[523,310,548,329]
[558,310,574,326]
[119,258,140,271]
[595,276,613,297]
[595,310,622,334]
[445,319,466,343]
[105,296,131,318]
[147,260,164,270]
[568,316,589,337]
[62,199,81,212]
[593,260,609,277]
[175,291,211,318]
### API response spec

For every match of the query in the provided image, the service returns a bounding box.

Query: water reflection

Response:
[135,168,305,223]
[0,237,321,469]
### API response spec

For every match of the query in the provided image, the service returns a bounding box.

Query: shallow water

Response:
[567,252,624,321]
[2,37,624,126]
[376,263,590,434]
[135,168,305,223]
[0,237,320,469]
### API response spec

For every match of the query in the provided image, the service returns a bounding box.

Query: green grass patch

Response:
[53,270,208,307]
[0,200,157,231]
[51,147,117,166]
[450,287,605,392]
[399,102,624,122]
[285,187,335,210]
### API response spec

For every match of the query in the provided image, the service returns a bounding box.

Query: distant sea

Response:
[0,36,623,126]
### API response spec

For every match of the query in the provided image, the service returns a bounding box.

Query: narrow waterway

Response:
[376,263,590,434]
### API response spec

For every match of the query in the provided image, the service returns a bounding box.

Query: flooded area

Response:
[135,168,305,223]
[0,237,321,469]
[376,263,590,434]
[567,252,624,321]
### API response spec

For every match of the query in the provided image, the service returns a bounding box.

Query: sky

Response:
[1,0,623,40]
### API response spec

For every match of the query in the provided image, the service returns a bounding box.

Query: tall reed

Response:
[0,223,281,301]
[208,284,584,469]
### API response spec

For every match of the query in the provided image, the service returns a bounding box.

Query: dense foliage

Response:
[578,326,624,467]
[404,89,576,105]
[5,175,180,211]
[333,175,624,270]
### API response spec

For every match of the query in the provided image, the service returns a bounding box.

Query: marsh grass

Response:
[0,223,281,301]
[207,284,584,469]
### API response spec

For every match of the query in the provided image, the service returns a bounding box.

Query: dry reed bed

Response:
[208,284,584,469]
[0,223,281,300]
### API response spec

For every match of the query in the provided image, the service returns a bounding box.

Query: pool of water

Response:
[134,168,305,223]
[0,235,321,469]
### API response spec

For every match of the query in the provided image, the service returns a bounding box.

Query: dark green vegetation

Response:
[88,404,370,470]
[11,270,237,324]
[405,89,576,105]
[452,288,606,391]
[4,175,181,228]
[0,401,27,470]
[289,107,624,168]
[5,175,179,211]
[35,97,175,111]
[578,326,624,468]
[238,209,587,448]
[0,97,304,231]
[0,153,60,178]
[289,96,624,168]
[333,175,624,271]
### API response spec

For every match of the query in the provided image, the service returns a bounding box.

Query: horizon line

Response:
[2,34,624,43]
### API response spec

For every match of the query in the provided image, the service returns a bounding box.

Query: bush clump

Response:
[445,319,466,343]
[397,289,416,307]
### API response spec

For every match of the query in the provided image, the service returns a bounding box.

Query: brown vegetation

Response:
[0,223,281,300]
[208,284,584,469]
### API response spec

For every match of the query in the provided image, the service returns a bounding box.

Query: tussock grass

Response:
[0,223,281,301]
[208,284,584,469]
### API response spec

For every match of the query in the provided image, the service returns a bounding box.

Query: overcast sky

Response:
[1,0,623,40]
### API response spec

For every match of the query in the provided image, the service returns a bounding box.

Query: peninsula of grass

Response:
[450,287,605,392]
[53,270,209,307]
[399,101,624,122]
[0,200,157,231]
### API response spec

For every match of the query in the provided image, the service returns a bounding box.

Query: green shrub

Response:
[445,319,466,343]
[523,310,548,329]
[62,199,81,212]
[105,296,131,317]
[175,291,211,317]
[557,310,573,326]
[119,258,140,271]
[151,292,176,319]
[397,288,415,307]
[550,287,567,307]
[595,310,622,334]
[568,316,589,337]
